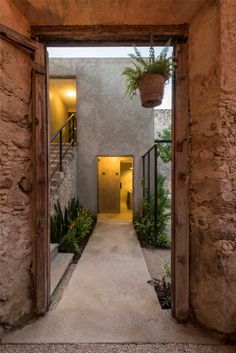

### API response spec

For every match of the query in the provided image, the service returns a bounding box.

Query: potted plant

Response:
[122,42,175,108]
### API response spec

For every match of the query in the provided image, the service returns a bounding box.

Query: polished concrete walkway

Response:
[3,217,218,344]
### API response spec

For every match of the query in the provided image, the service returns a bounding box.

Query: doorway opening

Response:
[49,77,77,181]
[97,156,133,219]
[29,27,188,322]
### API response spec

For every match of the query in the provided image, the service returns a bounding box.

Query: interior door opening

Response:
[97,156,133,218]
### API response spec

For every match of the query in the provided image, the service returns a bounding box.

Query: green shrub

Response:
[50,200,71,243]
[157,126,172,163]
[157,235,170,249]
[75,207,93,241]
[59,228,80,254]
[134,174,171,248]
[50,197,95,254]
[67,196,80,221]
[164,264,171,278]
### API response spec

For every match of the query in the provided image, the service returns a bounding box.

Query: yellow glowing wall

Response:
[49,88,68,136]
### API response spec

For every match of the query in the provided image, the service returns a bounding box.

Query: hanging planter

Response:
[139,73,165,108]
[122,38,176,108]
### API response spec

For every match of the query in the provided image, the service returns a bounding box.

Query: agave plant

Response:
[122,41,175,99]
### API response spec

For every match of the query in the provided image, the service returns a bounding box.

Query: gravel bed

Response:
[142,247,171,280]
[0,343,235,353]
[49,263,77,310]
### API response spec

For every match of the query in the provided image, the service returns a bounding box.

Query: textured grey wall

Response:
[49,59,154,213]
[154,109,171,139]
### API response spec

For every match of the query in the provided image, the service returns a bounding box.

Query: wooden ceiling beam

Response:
[31,24,188,46]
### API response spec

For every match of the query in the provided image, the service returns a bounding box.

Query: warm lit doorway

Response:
[97,156,133,217]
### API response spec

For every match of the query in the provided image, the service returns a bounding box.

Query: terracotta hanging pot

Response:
[139,73,165,108]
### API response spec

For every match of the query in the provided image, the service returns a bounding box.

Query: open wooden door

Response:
[0,25,50,315]
[32,42,50,314]
[171,42,190,322]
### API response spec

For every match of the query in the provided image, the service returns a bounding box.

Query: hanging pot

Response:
[139,73,165,108]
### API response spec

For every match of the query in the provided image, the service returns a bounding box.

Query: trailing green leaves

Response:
[122,41,176,98]
[157,125,172,163]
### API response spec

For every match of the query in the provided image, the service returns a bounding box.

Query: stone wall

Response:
[154,109,171,139]
[50,149,78,215]
[188,0,236,337]
[0,1,33,327]
[155,109,172,189]
[49,59,154,214]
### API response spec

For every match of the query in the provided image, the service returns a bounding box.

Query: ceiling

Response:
[49,78,76,109]
[11,0,207,26]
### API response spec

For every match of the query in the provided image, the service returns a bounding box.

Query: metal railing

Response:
[50,113,76,180]
[142,139,171,237]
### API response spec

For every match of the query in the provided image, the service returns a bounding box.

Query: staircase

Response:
[49,114,76,296]
[50,143,76,196]
[50,243,74,295]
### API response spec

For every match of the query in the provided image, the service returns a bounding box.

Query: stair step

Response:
[51,171,64,180]
[50,186,58,196]
[50,178,60,187]
[50,243,59,260]
[50,252,74,295]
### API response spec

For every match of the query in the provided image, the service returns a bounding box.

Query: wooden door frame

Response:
[1,24,190,321]
[171,42,189,322]
[0,24,50,315]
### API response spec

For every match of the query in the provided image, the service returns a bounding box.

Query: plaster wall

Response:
[188,0,236,337]
[1,0,30,36]
[10,0,206,27]
[0,4,33,328]
[49,59,154,214]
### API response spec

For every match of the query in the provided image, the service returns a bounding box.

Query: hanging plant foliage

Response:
[122,39,176,108]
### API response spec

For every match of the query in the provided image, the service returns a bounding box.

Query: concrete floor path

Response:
[3,217,219,344]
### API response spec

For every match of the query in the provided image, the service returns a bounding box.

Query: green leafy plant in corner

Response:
[157,125,172,163]
[50,197,96,254]
[50,200,71,244]
[59,228,80,254]
[75,208,93,241]
[122,41,176,98]
[134,174,171,248]
[164,264,171,279]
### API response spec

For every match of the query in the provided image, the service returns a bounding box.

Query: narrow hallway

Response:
[3,218,217,344]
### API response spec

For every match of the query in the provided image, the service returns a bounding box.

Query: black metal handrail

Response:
[142,139,171,237]
[50,113,76,180]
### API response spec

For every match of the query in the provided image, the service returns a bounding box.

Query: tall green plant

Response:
[50,200,70,243]
[157,125,172,163]
[134,174,171,248]
[50,197,81,244]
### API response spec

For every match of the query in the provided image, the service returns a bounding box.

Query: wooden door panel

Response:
[33,41,50,315]
[0,25,50,315]
[171,42,189,322]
